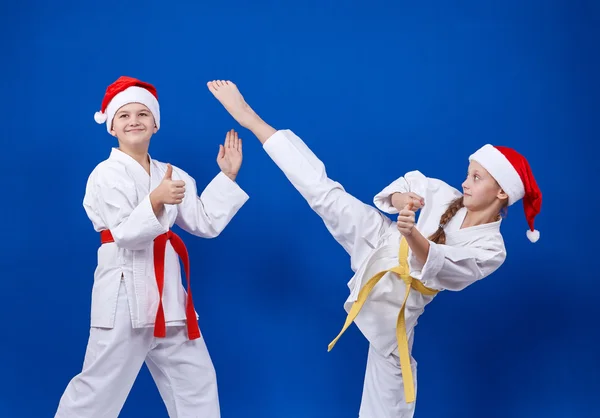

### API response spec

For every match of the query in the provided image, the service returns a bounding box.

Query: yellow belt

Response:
[327,237,439,403]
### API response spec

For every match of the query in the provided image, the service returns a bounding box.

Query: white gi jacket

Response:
[83,148,249,329]
[262,129,506,357]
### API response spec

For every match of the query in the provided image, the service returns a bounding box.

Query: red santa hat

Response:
[94,76,160,133]
[469,144,542,242]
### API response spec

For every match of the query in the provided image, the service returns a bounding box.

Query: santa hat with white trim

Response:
[94,76,160,133]
[469,144,542,242]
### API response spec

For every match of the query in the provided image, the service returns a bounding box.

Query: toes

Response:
[208,80,236,91]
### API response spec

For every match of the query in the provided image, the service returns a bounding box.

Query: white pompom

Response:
[526,229,540,243]
[94,111,107,124]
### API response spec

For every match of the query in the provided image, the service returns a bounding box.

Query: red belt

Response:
[100,229,200,340]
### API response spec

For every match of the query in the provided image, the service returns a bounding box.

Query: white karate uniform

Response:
[262,130,507,418]
[55,148,249,418]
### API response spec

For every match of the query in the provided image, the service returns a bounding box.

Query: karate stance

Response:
[55,76,249,417]
[207,80,542,418]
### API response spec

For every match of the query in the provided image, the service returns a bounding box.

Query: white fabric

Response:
[55,280,220,418]
[102,86,161,133]
[468,143,524,205]
[82,148,249,329]
[262,129,507,415]
[359,344,417,418]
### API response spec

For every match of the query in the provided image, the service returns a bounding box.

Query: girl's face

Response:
[110,103,157,148]
[462,160,508,210]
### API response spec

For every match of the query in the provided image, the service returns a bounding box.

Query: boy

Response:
[55,76,249,417]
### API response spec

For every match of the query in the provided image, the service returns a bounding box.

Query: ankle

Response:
[244,114,265,131]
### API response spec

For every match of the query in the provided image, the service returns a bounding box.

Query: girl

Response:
[206,80,542,418]
[55,76,249,418]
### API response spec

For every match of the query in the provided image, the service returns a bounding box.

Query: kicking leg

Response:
[207,80,276,144]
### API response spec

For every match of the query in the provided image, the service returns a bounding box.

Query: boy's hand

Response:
[217,129,243,181]
[152,163,186,205]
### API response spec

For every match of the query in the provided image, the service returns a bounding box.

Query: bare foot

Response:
[207,80,277,144]
[207,80,260,129]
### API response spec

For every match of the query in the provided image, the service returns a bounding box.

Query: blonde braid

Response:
[427,197,464,245]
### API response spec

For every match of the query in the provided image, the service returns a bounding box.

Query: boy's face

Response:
[110,103,157,147]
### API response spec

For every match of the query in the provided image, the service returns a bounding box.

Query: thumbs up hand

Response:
[397,200,417,237]
[152,163,186,205]
[164,163,173,181]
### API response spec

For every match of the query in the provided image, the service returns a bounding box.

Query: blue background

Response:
[1,0,597,417]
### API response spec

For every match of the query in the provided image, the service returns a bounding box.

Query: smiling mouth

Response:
[126,129,145,132]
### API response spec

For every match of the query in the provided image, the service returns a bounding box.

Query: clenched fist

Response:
[391,192,424,212]
[397,201,416,237]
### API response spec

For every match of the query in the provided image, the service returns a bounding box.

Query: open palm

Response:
[217,129,243,181]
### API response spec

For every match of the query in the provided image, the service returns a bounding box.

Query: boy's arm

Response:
[174,168,249,238]
[84,165,169,250]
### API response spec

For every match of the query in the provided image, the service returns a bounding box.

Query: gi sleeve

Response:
[83,164,168,250]
[373,170,429,214]
[173,168,249,238]
[411,238,506,291]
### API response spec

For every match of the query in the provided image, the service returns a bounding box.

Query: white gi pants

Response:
[55,280,220,418]
[359,344,417,418]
